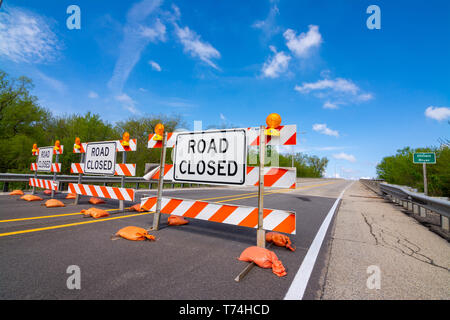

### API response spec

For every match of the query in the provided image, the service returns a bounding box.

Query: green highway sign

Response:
[413,152,436,164]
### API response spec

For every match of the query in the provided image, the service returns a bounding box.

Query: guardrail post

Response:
[419,206,427,218]
[152,131,167,231]
[441,216,450,232]
[413,203,419,214]
[257,125,266,248]
[2,182,8,192]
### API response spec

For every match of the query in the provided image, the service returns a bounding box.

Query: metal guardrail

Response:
[360,179,450,233]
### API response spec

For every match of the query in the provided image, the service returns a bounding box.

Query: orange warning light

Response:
[121,132,130,147]
[54,140,61,151]
[32,143,38,153]
[74,137,81,150]
[153,123,164,141]
[265,113,281,136]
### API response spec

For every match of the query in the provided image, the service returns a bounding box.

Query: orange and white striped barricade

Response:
[144,164,296,189]
[68,183,135,202]
[146,125,297,149]
[140,196,296,234]
[29,144,63,197]
[69,135,137,210]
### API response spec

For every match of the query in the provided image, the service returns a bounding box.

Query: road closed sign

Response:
[84,142,117,175]
[37,147,53,172]
[173,129,247,185]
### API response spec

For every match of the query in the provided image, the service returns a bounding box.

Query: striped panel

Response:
[29,178,59,191]
[246,125,297,146]
[31,163,61,173]
[245,166,296,189]
[114,163,136,176]
[140,196,296,234]
[115,139,137,152]
[143,164,296,188]
[70,163,136,176]
[68,183,135,201]
[53,145,64,155]
[147,132,177,149]
[73,143,87,153]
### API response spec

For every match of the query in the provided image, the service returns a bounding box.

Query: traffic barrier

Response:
[140,196,296,234]
[31,163,61,173]
[70,163,136,176]
[68,183,135,201]
[146,125,297,148]
[30,142,63,195]
[69,134,137,210]
[29,178,59,191]
[143,164,296,189]
[73,139,137,153]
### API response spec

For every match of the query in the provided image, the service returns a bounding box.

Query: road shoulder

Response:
[321,181,450,300]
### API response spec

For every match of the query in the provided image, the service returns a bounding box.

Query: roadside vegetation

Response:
[376,146,450,197]
[0,70,328,179]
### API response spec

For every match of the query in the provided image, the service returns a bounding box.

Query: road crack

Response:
[360,212,449,272]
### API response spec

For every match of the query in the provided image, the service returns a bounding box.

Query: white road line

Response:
[284,181,354,300]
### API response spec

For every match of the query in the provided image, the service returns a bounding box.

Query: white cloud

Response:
[149,60,162,71]
[108,0,165,92]
[115,93,139,114]
[323,101,339,109]
[261,46,291,78]
[35,70,66,93]
[174,24,221,69]
[252,1,280,39]
[0,6,61,63]
[295,76,373,108]
[333,152,356,162]
[88,91,99,99]
[295,78,359,94]
[312,123,339,137]
[425,106,450,121]
[220,113,226,121]
[283,25,322,58]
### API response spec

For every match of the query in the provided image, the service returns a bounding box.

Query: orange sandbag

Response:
[131,204,145,212]
[238,246,287,277]
[266,232,296,251]
[21,194,43,201]
[44,189,52,195]
[66,193,77,199]
[45,199,65,208]
[115,226,155,241]
[167,215,189,226]
[9,190,24,195]
[89,197,105,204]
[81,207,109,219]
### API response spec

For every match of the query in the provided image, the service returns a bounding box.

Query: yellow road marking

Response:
[0,207,129,223]
[0,180,339,238]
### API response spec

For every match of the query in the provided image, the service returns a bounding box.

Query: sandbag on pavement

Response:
[130,204,145,212]
[238,246,287,277]
[89,197,105,204]
[167,215,189,226]
[81,207,109,219]
[266,232,296,251]
[45,199,65,208]
[66,193,77,199]
[21,194,43,201]
[115,226,155,241]
[9,190,24,195]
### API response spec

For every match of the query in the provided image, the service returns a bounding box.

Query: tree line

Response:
[0,70,328,178]
[377,146,450,197]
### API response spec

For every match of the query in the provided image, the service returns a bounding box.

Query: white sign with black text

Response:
[37,147,54,172]
[173,129,247,185]
[84,142,117,175]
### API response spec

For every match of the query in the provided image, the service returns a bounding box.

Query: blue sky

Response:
[1,0,449,178]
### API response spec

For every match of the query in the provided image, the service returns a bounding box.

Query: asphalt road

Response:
[0,179,351,299]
